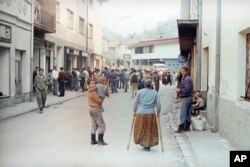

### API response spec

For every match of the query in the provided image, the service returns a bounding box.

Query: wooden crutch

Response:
[127,114,136,151]
[156,114,164,152]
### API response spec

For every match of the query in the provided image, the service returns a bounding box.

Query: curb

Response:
[0,94,86,122]
[169,101,198,167]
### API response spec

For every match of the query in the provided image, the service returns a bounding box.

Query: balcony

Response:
[34,0,56,33]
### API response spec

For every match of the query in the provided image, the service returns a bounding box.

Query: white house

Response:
[130,38,184,71]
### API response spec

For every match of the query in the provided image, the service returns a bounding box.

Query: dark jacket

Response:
[179,75,193,97]
[58,71,66,82]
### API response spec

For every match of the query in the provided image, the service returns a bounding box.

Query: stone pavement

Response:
[164,85,235,167]
[0,91,86,121]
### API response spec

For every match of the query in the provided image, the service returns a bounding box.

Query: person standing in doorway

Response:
[58,67,66,97]
[34,68,49,113]
[176,66,194,132]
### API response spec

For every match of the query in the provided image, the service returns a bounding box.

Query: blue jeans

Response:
[72,78,79,91]
[111,79,117,92]
[59,81,65,96]
[180,96,193,125]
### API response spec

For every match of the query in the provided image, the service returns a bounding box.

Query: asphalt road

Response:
[0,84,187,167]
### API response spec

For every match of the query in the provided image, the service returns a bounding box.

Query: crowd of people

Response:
[32,65,205,151]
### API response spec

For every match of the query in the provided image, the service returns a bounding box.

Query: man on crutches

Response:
[127,80,164,152]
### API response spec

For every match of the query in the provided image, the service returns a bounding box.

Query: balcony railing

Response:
[34,6,56,33]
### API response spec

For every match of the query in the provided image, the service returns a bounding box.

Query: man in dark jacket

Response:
[176,66,193,132]
[58,67,66,97]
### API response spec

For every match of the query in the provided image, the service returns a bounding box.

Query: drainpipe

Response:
[30,0,34,101]
[196,0,202,91]
[211,0,221,132]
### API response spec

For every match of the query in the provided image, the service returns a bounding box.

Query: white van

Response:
[152,63,166,72]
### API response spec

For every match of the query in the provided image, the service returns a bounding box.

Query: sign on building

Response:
[0,24,11,43]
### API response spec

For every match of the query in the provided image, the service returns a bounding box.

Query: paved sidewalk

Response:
[0,91,86,121]
[167,87,234,167]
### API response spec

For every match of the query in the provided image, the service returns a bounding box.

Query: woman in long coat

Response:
[133,80,161,151]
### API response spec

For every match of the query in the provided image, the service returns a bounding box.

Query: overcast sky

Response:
[101,0,181,36]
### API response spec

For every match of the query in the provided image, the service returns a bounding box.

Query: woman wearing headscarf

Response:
[133,80,161,151]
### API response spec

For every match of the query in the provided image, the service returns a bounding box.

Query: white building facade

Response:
[45,0,105,71]
[201,0,250,149]
[130,38,184,71]
[0,0,33,107]
[180,0,250,149]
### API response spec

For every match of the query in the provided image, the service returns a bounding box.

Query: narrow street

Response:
[0,85,188,167]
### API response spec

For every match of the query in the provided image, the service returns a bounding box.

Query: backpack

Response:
[131,74,138,83]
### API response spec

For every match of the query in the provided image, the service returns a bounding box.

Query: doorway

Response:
[15,51,22,97]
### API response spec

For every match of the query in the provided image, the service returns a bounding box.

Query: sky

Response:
[101,0,181,36]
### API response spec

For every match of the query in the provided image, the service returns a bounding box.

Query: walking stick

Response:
[127,114,136,151]
[156,115,164,152]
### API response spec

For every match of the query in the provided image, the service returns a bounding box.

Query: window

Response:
[67,9,74,30]
[245,34,250,100]
[79,17,85,35]
[56,1,60,23]
[135,47,143,54]
[149,46,154,53]
[143,46,149,53]
[89,24,93,38]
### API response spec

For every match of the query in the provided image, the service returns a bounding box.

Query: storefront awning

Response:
[177,19,198,57]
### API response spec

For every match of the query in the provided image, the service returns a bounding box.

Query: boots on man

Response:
[175,124,185,133]
[91,134,97,145]
[98,133,108,145]
[185,121,192,131]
